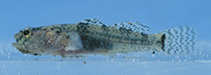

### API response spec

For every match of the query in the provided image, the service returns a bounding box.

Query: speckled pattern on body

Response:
[12,18,195,57]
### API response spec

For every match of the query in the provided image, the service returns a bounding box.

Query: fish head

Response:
[12,26,69,55]
[12,27,35,54]
[12,26,84,56]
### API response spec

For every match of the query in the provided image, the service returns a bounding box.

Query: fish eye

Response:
[23,30,30,35]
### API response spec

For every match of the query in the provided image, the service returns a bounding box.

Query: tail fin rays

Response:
[162,26,196,54]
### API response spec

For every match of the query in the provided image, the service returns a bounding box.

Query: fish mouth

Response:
[12,42,42,56]
[12,43,31,54]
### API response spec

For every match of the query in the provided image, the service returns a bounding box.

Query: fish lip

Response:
[12,43,31,54]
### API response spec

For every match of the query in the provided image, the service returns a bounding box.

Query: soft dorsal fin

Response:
[113,22,150,33]
[78,18,106,26]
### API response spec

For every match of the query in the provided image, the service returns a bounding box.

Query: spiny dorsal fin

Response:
[113,22,150,33]
[78,18,106,26]
[78,18,150,33]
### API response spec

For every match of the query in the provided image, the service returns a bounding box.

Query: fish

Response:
[12,18,196,58]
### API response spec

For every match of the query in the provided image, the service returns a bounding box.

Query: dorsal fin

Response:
[113,22,150,33]
[78,18,150,33]
[78,18,106,26]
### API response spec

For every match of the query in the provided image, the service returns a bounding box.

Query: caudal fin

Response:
[162,26,196,54]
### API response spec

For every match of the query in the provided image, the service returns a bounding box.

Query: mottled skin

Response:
[13,23,165,57]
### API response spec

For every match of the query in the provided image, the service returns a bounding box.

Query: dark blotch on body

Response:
[80,35,113,51]
[77,24,113,51]
[119,27,132,33]
[101,25,109,31]
[161,34,166,51]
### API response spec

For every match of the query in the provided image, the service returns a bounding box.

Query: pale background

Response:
[0,0,211,75]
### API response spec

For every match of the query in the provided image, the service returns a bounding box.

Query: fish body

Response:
[13,19,195,57]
